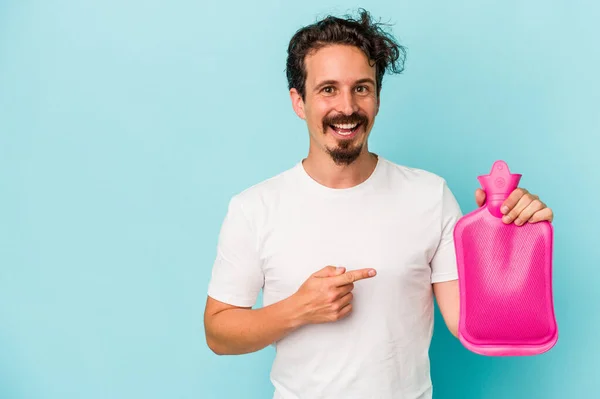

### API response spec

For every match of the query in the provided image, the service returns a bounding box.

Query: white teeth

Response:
[332,123,358,130]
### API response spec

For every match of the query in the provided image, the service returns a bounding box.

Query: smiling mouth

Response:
[329,122,362,136]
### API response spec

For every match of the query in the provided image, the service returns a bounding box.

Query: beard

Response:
[322,111,369,166]
[326,140,363,166]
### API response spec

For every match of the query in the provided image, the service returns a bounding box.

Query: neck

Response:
[302,146,378,189]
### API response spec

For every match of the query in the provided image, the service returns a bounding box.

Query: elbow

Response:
[209,346,227,356]
[204,323,227,355]
[204,313,228,355]
[205,334,227,356]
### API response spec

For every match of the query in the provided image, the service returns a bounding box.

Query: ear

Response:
[376,94,380,116]
[290,88,306,120]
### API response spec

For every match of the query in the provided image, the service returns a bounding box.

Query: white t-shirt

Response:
[207,156,463,399]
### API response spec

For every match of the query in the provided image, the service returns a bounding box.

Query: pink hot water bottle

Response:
[453,160,558,356]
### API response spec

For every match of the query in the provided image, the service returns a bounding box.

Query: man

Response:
[203,9,554,399]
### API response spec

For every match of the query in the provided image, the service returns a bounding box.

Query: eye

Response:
[322,86,335,94]
[355,85,369,93]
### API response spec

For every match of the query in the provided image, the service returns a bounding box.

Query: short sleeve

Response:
[430,180,463,283]
[207,196,264,307]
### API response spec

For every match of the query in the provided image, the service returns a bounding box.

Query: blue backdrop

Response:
[1,1,598,398]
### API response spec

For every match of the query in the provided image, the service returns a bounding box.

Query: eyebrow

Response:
[313,78,376,92]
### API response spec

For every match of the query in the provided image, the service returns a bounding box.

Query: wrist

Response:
[280,293,308,330]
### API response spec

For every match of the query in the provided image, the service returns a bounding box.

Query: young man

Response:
[204,9,554,399]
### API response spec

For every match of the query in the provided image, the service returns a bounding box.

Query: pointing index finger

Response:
[333,268,377,286]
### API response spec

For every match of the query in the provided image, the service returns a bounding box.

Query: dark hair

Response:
[285,8,407,100]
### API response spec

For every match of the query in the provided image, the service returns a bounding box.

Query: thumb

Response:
[312,265,346,278]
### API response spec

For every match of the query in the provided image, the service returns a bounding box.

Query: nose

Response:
[337,89,359,115]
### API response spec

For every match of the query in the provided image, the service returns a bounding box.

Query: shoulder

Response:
[379,157,462,218]
[378,157,449,193]
[225,163,300,219]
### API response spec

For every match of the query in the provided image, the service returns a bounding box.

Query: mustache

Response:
[322,112,369,129]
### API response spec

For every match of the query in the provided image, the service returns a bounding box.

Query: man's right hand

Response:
[291,265,377,325]
[204,265,377,355]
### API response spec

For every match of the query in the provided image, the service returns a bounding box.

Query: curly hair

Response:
[285,8,407,100]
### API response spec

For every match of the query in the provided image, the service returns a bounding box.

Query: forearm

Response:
[206,296,304,355]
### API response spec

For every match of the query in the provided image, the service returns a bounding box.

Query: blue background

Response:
[1,0,598,398]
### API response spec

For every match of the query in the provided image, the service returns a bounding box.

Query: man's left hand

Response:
[475,187,554,225]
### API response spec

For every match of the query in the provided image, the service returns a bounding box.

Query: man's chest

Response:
[257,197,440,300]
